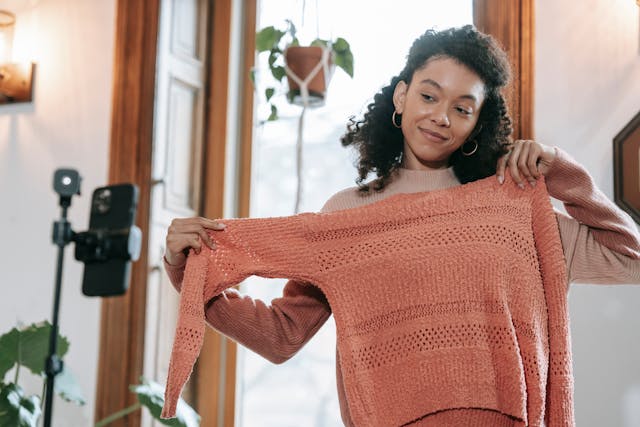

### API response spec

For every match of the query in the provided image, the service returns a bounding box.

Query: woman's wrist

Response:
[164,252,186,267]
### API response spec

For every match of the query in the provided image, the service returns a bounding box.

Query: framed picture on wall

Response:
[613,110,640,224]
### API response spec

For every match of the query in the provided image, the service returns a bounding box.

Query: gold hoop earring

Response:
[392,111,402,128]
[461,140,478,156]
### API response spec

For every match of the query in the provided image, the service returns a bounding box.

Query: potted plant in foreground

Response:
[0,321,199,427]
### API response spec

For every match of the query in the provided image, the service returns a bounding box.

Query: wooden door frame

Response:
[474,0,535,140]
[94,0,160,425]
[95,0,256,425]
[195,1,256,426]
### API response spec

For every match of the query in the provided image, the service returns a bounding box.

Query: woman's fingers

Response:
[516,141,536,187]
[498,140,549,188]
[496,148,510,184]
[199,217,226,230]
[507,141,525,188]
[197,228,216,249]
[192,235,203,255]
[527,143,542,180]
[166,217,227,258]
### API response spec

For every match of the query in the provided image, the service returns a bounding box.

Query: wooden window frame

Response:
[474,0,535,140]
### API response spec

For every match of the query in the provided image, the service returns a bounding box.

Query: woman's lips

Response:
[419,128,449,142]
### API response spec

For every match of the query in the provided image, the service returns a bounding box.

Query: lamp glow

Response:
[0,9,34,105]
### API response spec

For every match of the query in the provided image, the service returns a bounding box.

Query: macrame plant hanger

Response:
[283,0,331,214]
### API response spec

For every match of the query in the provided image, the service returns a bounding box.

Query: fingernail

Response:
[518,183,525,189]
[218,223,226,229]
[498,175,504,184]
[530,180,536,187]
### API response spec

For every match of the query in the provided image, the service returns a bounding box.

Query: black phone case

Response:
[82,184,139,297]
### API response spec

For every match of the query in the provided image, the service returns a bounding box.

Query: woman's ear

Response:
[393,81,407,113]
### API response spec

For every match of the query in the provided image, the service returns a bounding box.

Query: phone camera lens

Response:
[94,189,112,214]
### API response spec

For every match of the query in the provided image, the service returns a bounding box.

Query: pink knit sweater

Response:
[163,148,640,426]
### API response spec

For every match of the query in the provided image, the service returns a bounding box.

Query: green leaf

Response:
[271,65,286,82]
[267,104,278,121]
[130,378,200,427]
[332,37,350,53]
[256,26,284,52]
[0,382,42,427]
[0,321,69,380]
[310,38,329,48]
[268,50,279,68]
[265,88,275,102]
[54,366,85,405]
[284,19,297,40]
[334,47,354,78]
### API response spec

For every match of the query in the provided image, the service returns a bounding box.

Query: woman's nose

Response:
[430,106,450,127]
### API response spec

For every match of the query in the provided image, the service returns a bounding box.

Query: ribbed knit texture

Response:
[161,171,574,426]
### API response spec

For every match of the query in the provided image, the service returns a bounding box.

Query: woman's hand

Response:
[496,139,556,188]
[164,217,226,266]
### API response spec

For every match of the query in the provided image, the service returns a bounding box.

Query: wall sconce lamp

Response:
[0,10,35,105]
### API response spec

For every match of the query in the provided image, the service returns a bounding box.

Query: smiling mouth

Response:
[419,128,449,142]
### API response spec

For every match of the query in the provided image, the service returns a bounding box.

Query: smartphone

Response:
[79,184,140,297]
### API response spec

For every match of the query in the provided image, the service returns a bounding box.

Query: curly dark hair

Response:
[341,25,513,192]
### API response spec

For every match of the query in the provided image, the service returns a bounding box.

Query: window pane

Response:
[237,2,473,426]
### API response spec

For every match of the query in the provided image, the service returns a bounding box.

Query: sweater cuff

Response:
[163,255,186,291]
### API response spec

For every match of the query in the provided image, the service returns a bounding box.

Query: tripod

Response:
[43,169,140,425]
[44,169,81,427]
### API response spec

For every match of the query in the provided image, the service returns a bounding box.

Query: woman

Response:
[164,26,640,426]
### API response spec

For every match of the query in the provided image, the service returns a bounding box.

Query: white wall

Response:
[0,0,115,426]
[535,1,640,425]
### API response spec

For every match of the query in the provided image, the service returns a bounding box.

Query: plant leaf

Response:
[268,104,278,121]
[310,38,329,48]
[265,88,275,102]
[285,19,296,40]
[268,50,279,68]
[54,366,85,405]
[0,382,42,427]
[256,26,284,52]
[271,65,286,82]
[334,42,354,78]
[130,378,200,427]
[0,321,69,380]
[332,37,350,53]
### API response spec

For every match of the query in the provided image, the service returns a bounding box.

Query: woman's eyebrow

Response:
[419,78,478,102]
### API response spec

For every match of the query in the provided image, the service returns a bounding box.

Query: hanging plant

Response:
[254,20,354,120]
[253,19,355,213]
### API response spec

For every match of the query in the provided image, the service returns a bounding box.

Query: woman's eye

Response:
[456,107,472,115]
[421,94,435,102]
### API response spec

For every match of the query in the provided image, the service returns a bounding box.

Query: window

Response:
[237,2,473,425]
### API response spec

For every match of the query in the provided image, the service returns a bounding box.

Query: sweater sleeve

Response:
[545,147,640,284]
[161,215,334,365]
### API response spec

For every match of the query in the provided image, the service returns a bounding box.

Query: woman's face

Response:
[393,56,486,170]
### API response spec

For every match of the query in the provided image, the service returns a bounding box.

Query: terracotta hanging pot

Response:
[284,46,334,107]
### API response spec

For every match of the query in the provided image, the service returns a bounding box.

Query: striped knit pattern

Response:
[161,172,574,426]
